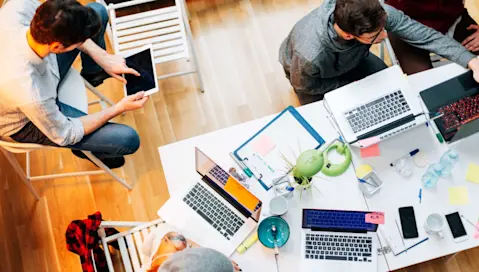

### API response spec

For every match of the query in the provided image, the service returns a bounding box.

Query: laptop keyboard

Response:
[305,233,373,263]
[209,165,229,185]
[344,90,410,133]
[183,183,244,240]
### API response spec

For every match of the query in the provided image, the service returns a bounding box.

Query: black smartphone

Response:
[399,206,419,239]
[445,212,468,242]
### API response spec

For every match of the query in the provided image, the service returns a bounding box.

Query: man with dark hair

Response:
[0,0,148,168]
[279,0,479,105]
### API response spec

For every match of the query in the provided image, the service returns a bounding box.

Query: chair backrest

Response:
[108,0,190,65]
[0,138,49,153]
[98,218,165,272]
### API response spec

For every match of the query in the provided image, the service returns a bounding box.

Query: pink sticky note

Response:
[474,222,479,240]
[360,144,380,158]
[359,136,380,147]
[252,135,276,157]
[365,212,385,224]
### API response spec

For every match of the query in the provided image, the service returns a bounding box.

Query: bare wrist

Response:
[468,58,479,70]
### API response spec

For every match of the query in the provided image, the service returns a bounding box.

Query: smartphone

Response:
[399,206,419,239]
[445,212,468,242]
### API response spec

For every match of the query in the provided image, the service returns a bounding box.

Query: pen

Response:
[427,121,444,143]
[229,153,253,178]
[461,215,478,230]
[418,188,422,204]
[358,178,376,187]
[390,149,420,167]
[395,237,429,256]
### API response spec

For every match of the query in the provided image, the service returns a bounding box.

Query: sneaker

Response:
[81,70,112,87]
[71,150,125,169]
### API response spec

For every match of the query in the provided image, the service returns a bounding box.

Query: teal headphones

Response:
[321,140,352,177]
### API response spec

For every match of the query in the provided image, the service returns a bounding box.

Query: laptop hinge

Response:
[354,114,417,142]
[310,228,368,234]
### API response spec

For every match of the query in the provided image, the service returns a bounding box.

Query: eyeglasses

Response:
[369,29,383,44]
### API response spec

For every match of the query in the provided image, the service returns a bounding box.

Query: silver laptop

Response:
[157,147,262,256]
[324,65,426,147]
[300,209,379,272]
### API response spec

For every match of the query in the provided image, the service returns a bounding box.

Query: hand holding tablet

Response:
[121,44,159,97]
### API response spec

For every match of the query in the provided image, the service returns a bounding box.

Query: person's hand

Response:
[468,58,479,83]
[231,260,242,271]
[115,91,149,113]
[462,24,479,52]
[98,53,140,84]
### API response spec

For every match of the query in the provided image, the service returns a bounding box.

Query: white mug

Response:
[424,213,445,239]
[269,196,289,216]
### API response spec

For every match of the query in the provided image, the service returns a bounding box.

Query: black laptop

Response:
[420,70,479,143]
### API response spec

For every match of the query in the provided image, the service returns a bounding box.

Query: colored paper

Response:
[365,212,385,224]
[356,164,373,178]
[252,134,276,157]
[358,136,380,147]
[466,163,479,184]
[360,144,380,158]
[474,222,479,240]
[448,186,469,205]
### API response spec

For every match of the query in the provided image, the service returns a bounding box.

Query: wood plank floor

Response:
[0,0,478,271]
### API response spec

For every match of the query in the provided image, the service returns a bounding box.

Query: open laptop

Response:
[325,65,426,147]
[157,147,262,256]
[300,209,379,272]
[420,70,479,143]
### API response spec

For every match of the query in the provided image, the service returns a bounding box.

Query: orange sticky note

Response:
[252,134,276,157]
[365,212,385,224]
[360,144,380,158]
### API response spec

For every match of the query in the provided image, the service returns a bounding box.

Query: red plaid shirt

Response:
[386,0,465,34]
[66,212,119,272]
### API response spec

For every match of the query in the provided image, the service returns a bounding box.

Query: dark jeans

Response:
[11,3,140,159]
[389,10,478,75]
[294,53,387,105]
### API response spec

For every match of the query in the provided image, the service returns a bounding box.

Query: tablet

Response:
[122,45,158,97]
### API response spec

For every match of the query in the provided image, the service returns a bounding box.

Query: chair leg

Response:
[81,151,132,190]
[180,0,205,93]
[83,79,115,107]
[0,148,40,200]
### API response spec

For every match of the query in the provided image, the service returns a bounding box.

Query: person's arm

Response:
[78,39,140,83]
[19,90,148,146]
[288,51,349,95]
[384,4,475,68]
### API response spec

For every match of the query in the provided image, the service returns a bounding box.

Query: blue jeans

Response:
[11,3,140,159]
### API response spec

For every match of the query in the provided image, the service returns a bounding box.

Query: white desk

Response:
[158,63,478,271]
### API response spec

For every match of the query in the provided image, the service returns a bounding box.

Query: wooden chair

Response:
[104,0,205,92]
[0,68,132,201]
[97,218,165,271]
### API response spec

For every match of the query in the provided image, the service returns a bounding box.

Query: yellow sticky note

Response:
[466,163,479,184]
[448,186,469,205]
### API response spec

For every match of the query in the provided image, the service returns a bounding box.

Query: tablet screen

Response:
[124,48,156,95]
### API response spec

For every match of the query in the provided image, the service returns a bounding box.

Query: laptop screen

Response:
[302,209,378,233]
[195,148,262,214]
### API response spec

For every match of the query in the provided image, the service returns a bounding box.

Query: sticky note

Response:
[252,135,276,157]
[365,212,385,224]
[474,222,479,240]
[448,186,469,205]
[466,163,479,184]
[360,144,380,158]
[359,136,380,147]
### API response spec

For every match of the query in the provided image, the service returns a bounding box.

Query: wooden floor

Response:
[0,0,478,271]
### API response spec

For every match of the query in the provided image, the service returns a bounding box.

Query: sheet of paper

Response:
[448,186,469,205]
[474,222,479,240]
[252,134,276,157]
[360,144,380,158]
[466,163,479,184]
[358,136,380,147]
[365,212,385,224]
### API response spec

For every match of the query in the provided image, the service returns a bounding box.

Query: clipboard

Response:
[233,106,325,190]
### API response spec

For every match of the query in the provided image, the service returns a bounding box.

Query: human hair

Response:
[334,0,387,36]
[30,0,101,47]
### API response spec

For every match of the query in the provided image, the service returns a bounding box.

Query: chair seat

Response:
[58,68,89,113]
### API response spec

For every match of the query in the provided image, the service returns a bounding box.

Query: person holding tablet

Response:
[0,0,147,168]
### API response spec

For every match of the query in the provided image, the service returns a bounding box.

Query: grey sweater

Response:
[158,248,234,272]
[279,0,476,95]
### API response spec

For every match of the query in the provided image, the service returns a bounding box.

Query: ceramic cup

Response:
[424,213,445,238]
[269,196,289,216]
